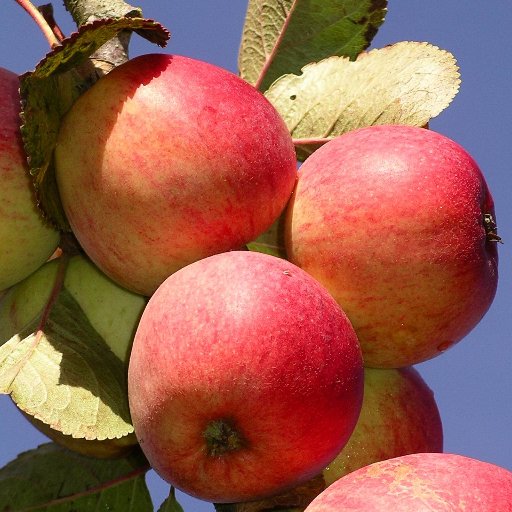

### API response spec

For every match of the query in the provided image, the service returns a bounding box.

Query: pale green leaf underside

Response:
[265,41,461,159]
[0,290,133,441]
[0,443,151,512]
[239,0,387,90]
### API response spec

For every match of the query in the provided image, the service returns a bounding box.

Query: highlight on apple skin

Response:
[55,53,298,296]
[286,124,499,368]
[0,66,60,292]
[128,250,364,503]
[304,452,512,511]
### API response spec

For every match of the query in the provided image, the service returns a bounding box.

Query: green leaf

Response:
[0,443,152,512]
[0,288,134,441]
[247,214,288,259]
[239,0,387,90]
[20,17,170,230]
[157,488,184,512]
[265,41,461,160]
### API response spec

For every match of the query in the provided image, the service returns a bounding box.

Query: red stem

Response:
[14,0,60,47]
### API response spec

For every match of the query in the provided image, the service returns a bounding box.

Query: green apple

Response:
[0,254,147,458]
[0,67,60,292]
[0,254,147,362]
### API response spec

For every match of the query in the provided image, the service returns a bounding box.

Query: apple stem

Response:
[14,0,61,48]
[483,213,503,243]
[203,419,246,457]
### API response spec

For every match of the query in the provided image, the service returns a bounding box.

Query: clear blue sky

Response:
[1,1,511,511]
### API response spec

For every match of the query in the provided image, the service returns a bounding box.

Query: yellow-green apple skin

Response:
[0,67,59,292]
[304,453,512,511]
[323,367,442,485]
[128,251,363,503]
[0,254,147,458]
[0,254,147,363]
[286,125,499,367]
[55,54,297,296]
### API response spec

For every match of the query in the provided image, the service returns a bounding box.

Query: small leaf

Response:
[239,0,387,90]
[247,214,288,259]
[158,487,185,512]
[264,41,461,160]
[20,17,170,229]
[0,287,134,441]
[0,443,152,512]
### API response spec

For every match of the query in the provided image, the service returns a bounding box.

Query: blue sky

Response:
[1,1,511,510]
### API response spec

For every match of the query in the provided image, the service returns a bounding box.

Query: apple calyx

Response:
[204,419,247,457]
[483,213,502,243]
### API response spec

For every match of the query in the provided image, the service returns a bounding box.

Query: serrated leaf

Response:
[20,17,170,230]
[0,443,152,512]
[265,41,461,160]
[157,488,184,512]
[247,214,288,259]
[239,0,387,90]
[0,287,134,441]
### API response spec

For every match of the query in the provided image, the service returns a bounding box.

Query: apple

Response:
[304,452,512,511]
[128,251,363,503]
[0,66,60,292]
[225,366,442,511]
[286,125,499,367]
[55,54,297,296]
[0,254,147,458]
[0,254,147,363]
[323,366,442,485]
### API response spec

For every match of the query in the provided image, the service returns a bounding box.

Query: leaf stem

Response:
[254,0,299,90]
[14,0,61,48]
[293,137,332,147]
[36,253,70,333]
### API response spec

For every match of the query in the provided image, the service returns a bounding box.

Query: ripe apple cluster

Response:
[0,47,505,508]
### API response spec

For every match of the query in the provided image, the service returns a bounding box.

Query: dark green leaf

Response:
[157,487,184,512]
[239,0,387,90]
[0,443,152,512]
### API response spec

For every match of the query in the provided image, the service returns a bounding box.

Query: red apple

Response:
[55,54,297,295]
[323,366,442,485]
[0,67,59,292]
[128,251,363,503]
[220,366,443,511]
[304,452,512,511]
[286,125,499,367]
